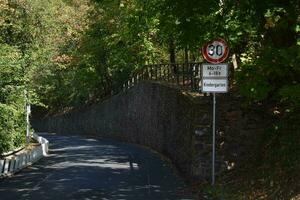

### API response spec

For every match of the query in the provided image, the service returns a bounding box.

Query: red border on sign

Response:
[201,38,229,64]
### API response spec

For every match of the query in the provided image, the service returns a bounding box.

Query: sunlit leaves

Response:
[0,103,25,154]
[0,44,25,154]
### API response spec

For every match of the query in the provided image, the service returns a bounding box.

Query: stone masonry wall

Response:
[32,81,213,180]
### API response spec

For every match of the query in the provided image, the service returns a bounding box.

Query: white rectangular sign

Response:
[202,79,228,93]
[202,63,228,78]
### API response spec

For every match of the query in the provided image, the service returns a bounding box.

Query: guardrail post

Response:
[0,160,4,174]
[9,159,15,172]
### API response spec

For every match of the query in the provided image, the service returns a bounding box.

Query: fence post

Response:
[166,64,170,82]
[155,64,158,80]
[182,63,185,87]
[198,63,201,91]
[132,77,135,87]
[176,64,180,86]
[149,65,153,80]
[190,63,193,90]
[141,68,145,80]
[160,64,163,80]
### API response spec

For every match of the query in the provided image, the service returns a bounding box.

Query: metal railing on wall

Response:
[119,62,202,93]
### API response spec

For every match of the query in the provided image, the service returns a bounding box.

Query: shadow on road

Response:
[0,133,194,200]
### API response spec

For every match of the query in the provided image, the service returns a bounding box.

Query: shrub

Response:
[0,103,25,155]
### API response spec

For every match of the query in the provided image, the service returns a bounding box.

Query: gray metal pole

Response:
[212,93,216,185]
[26,104,30,145]
[25,90,30,145]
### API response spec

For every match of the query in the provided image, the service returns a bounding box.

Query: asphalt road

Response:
[0,133,195,200]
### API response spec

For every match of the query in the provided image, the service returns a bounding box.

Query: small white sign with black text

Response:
[202,79,228,93]
[202,63,228,78]
[201,63,229,93]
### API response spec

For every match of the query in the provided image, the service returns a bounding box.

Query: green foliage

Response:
[200,184,234,200]
[0,104,25,154]
[230,1,300,101]
[0,0,30,154]
[0,45,24,101]
[279,84,300,109]
[236,64,272,101]
[24,0,92,108]
[0,43,26,154]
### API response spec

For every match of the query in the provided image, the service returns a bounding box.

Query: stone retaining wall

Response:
[33,81,213,179]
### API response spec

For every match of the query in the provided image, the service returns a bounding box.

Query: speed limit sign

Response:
[202,38,229,64]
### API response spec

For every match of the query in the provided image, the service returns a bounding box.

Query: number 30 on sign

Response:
[202,38,229,64]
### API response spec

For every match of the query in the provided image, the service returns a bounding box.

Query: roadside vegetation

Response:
[0,0,299,198]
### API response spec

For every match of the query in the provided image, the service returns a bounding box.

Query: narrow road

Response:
[0,133,194,200]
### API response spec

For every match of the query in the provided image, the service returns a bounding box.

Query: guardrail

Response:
[0,133,49,177]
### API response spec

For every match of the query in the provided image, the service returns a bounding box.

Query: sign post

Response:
[201,38,229,186]
[24,90,31,145]
[212,92,216,185]
[26,104,31,145]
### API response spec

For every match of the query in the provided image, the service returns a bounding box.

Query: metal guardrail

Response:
[0,133,49,177]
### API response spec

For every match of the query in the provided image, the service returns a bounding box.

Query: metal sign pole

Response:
[26,104,30,145]
[212,93,216,185]
[25,90,30,145]
[201,38,229,186]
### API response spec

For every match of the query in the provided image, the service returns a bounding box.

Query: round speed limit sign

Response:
[202,38,229,64]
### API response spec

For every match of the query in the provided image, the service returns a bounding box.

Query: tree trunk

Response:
[230,53,238,86]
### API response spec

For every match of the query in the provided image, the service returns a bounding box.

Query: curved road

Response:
[0,133,194,200]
